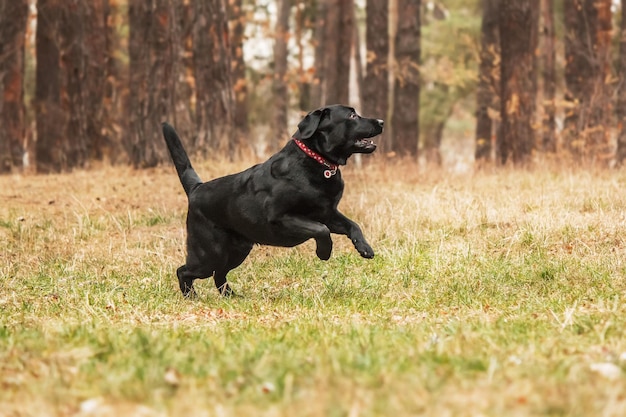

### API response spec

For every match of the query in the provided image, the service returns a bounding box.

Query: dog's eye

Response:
[349,112,358,119]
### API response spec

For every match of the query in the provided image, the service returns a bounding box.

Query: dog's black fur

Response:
[162,104,384,297]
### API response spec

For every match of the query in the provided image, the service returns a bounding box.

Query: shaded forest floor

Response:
[2,161,626,416]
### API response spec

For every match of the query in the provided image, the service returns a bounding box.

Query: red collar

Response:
[293,138,338,178]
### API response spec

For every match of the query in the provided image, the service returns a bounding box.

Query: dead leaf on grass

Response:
[590,362,622,380]
[164,367,181,387]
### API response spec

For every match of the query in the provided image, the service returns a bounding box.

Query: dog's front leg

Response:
[327,211,374,258]
[277,215,333,260]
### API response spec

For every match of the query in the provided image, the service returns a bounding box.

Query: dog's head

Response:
[294,105,384,165]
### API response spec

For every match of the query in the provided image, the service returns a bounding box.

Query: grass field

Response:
[1,160,626,416]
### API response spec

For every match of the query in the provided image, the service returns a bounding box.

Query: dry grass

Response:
[1,159,626,416]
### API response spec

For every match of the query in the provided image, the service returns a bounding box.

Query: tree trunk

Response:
[294,3,315,113]
[335,0,353,105]
[128,0,176,168]
[83,1,108,161]
[593,0,613,164]
[321,0,352,105]
[296,4,312,112]
[322,0,340,105]
[272,0,291,151]
[541,0,557,153]
[392,0,420,157]
[103,0,127,163]
[35,0,65,173]
[311,0,328,108]
[618,0,626,164]
[59,1,90,169]
[363,0,389,142]
[498,0,538,165]
[35,1,108,171]
[563,0,586,155]
[563,0,612,163]
[229,0,249,147]
[352,6,364,109]
[193,0,234,154]
[310,0,354,107]
[172,0,195,150]
[0,0,28,173]
[474,0,500,163]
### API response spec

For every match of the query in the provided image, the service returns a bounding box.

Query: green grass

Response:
[1,164,626,416]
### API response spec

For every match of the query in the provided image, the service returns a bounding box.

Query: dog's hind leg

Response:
[176,265,198,298]
[183,219,253,297]
[214,240,254,297]
[213,271,233,297]
[181,217,227,297]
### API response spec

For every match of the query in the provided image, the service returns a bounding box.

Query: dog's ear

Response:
[297,108,326,139]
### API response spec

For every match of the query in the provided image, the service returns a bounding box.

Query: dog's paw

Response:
[354,240,374,258]
[316,246,332,261]
[316,243,333,261]
[180,281,198,299]
[182,287,198,299]
[218,283,235,297]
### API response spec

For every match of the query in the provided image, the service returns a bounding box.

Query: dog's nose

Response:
[377,119,384,127]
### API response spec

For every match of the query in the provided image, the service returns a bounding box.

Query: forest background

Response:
[2,0,626,174]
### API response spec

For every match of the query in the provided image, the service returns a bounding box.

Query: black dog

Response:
[162,104,384,297]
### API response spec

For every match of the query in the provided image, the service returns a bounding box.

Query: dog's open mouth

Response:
[355,138,377,152]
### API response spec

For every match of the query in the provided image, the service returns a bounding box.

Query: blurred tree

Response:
[103,0,127,164]
[311,0,353,106]
[311,0,327,107]
[498,0,538,165]
[352,5,363,108]
[17,0,610,171]
[58,1,90,168]
[34,0,108,172]
[563,0,612,163]
[83,1,108,161]
[272,0,291,152]
[229,0,249,148]
[541,0,556,153]
[0,0,28,173]
[363,0,389,143]
[61,1,109,167]
[128,0,176,167]
[172,0,195,150]
[530,2,539,116]
[295,1,315,112]
[617,0,626,165]
[294,3,305,111]
[333,0,353,105]
[474,0,499,163]
[35,0,69,173]
[392,0,420,157]
[35,0,64,173]
[193,0,234,154]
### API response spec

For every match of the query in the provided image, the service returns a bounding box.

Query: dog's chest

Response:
[301,169,343,197]
[267,152,344,209]
[284,177,343,216]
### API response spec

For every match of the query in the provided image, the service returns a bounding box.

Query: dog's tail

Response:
[162,122,202,196]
